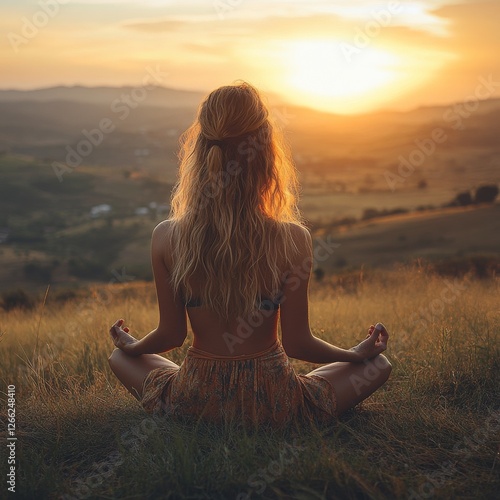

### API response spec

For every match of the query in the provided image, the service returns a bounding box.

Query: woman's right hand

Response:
[349,323,389,362]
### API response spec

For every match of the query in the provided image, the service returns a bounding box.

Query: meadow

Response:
[1,264,499,499]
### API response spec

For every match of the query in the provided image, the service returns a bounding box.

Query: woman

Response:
[108,82,391,427]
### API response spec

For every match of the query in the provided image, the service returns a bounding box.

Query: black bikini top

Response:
[185,295,280,311]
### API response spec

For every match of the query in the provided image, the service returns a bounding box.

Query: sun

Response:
[281,39,401,114]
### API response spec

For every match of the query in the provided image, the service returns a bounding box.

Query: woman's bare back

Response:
[162,220,282,356]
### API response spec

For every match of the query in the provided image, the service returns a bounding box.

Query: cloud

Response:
[1,0,498,113]
[380,1,500,107]
[433,0,500,53]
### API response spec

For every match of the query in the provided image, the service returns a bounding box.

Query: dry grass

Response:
[1,266,499,499]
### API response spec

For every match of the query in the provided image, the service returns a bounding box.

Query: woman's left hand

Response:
[349,323,389,361]
[109,319,140,356]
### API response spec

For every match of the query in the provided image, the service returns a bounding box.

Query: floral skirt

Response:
[141,339,337,428]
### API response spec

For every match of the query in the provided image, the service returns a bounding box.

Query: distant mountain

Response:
[0,85,206,108]
[0,84,499,187]
[2,84,500,118]
[1,85,499,288]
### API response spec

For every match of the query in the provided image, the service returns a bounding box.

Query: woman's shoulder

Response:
[285,222,312,249]
[151,219,175,250]
[153,219,174,235]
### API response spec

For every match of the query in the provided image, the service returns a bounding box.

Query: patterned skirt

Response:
[141,339,337,428]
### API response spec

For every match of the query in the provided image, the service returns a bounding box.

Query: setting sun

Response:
[280,39,400,114]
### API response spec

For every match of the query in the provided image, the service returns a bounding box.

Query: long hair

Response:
[168,82,304,320]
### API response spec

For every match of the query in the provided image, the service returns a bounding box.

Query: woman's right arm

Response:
[280,225,387,363]
[115,221,187,356]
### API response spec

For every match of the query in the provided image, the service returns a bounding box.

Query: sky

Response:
[1,0,500,114]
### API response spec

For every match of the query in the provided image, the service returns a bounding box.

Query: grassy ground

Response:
[1,266,499,499]
[313,204,500,272]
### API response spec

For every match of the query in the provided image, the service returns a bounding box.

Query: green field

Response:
[1,152,499,295]
[312,204,500,271]
[1,267,499,499]
[0,154,172,292]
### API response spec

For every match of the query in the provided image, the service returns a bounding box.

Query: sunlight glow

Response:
[281,39,401,114]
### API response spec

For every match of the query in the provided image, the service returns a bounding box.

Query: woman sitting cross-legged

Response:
[108,82,391,428]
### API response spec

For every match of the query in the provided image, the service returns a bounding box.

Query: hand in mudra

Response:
[109,318,139,356]
[350,323,389,361]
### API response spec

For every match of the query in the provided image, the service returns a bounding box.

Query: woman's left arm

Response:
[110,221,187,356]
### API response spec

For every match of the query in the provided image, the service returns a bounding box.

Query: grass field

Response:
[1,150,498,294]
[1,265,499,499]
[312,204,500,272]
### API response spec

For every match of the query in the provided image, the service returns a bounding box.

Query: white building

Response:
[90,204,112,218]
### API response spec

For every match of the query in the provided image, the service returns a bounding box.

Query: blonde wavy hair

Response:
[168,82,304,320]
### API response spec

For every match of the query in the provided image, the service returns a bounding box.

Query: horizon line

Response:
[0,83,499,118]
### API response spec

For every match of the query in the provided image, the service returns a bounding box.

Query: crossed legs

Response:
[108,348,179,401]
[109,348,391,417]
[308,354,392,417]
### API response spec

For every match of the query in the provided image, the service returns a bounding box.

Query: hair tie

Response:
[207,139,224,148]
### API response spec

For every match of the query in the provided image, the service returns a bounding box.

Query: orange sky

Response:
[1,0,499,114]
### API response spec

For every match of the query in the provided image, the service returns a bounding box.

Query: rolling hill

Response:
[1,85,499,292]
[312,203,500,271]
